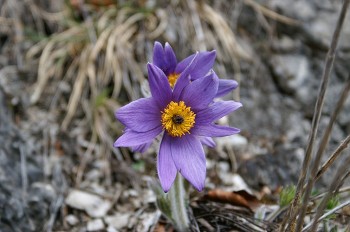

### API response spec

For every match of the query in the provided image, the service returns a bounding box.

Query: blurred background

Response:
[0,0,349,231]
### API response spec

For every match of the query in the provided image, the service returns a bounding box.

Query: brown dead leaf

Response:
[153,221,173,232]
[203,189,261,212]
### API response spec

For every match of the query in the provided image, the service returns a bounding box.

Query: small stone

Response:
[65,214,79,226]
[87,219,105,231]
[270,55,311,94]
[106,226,119,232]
[135,211,161,232]
[104,213,130,230]
[217,134,248,150]
[65,190,111,218]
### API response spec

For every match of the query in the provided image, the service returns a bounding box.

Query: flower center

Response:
[167,73,180,88]
[161,101,196,137]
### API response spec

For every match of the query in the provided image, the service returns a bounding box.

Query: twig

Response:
[282,0,350,230]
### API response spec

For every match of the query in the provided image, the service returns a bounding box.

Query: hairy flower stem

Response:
[169,174,190,231]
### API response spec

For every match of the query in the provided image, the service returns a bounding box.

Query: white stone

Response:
[106,225,119,232]
[104,213,130,230]
[65,189,112,218]
[217,134,248,149]
[135,211,161,232]
[87,219,105,231]
[65,214,79,226]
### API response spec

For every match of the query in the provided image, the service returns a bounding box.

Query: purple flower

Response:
[114,64,242,192]
[152,41,238,97]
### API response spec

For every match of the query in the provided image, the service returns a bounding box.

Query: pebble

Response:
[87,219,105,231]
[104,213,130,230]
[65,214,79,226]
[65,190,112,218]
[216,134,248,150]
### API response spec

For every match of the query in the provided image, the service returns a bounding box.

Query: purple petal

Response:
[195,101,242,124]
[114,127,162,147]
[216,79,239,98]
[116,98,160,132]
[157,134,177,192]
[147,63,172,109]
[187,51,216,80]
[200,137,216,148]
[164,43,177,74]
[173,53,198,100]
[180,72,219,111]
[175,54,195,74]
[132,142,152,153]
[169,134,206,191]
[152,42,166,72]
[191,124,240,137]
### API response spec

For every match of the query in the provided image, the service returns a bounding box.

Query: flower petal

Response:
[152,41,166,72]
[188,51,216,80]
[173,53,198,100]
[147,63,172,109]
[191,124,240,137]
[181,72,219,111]
[116,98,160,132]
[158,134,177,192]
[200,137,216,148]
[169,134,206,191]
[195,100,242,125]
[216,79,239,98]
[132,142,152,153]
[114,127,162,147]
[175,51,216,80]
[164,42,177,74]
[175,54,195,74]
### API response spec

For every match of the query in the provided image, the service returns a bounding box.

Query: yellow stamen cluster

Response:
[167,73,180,88]
[161,101,196,137]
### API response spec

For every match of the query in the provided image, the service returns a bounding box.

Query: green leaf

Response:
[279,185,296,207]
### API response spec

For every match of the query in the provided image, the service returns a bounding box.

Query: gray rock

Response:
[238,146,304,190]
[270,54,311,94]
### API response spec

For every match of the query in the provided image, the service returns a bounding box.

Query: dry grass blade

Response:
[302,198,350,232]
[306,152,350,231]
[197,2,252,101]
[311,186,350,201]
[316,134,350,181]
[198,3,251,62]
[6,0,24,67]
[187,0,206,51]
[282,0,350,230]
[147,9,167,39]
[62,44,92,130]
[243,0,300,26]
[30,26,85,104]
[296,76,350,230]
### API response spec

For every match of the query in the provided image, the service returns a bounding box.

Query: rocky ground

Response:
[0,0,349,231]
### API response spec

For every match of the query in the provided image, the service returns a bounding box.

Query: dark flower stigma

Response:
[172,115,184,124]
